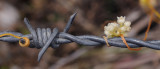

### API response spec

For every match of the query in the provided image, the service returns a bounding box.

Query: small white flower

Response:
[105,23,118,31]
[117,16,125,23]
[124,21,131,27]
[126,27,131,31]
[104,26,108,30]
[110,23,119,29]
[120,27,126,31]
[110,23,118,26]
[104,31,110,35]
[104,25,112,31]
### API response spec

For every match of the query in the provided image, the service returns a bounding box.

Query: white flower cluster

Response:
[104,16,131,38]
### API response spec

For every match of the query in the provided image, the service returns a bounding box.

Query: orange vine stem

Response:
[120,34,141,51]
[103,36,110,47]
[144,12,153,41]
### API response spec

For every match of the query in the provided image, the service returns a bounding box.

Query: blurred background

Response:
[0,0,160,69]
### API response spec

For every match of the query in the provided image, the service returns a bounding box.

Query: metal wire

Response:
[0,12,160,62]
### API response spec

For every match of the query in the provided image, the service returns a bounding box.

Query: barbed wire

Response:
[0,12,160,62]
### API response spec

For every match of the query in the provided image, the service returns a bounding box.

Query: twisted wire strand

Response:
[0,12,160,61]
[1,31,160,49]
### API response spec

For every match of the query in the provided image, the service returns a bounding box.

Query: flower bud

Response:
[124,21,131,27]
[117,16,125,23]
